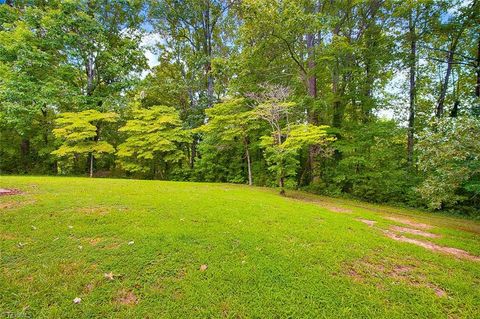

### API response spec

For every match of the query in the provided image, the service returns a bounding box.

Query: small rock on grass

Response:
[73,297,81,304]
[199,264,208,272]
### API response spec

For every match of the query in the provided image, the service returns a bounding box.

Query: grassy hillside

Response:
[1,176,479,318]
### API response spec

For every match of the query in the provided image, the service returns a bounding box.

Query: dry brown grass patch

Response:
[77,206,111,215]
[344,256,447,297]
[0,232,17,240]
[286,193,353,213]
[115,289,138,306]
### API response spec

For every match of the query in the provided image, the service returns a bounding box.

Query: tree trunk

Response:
[41,107,49,146]
[89,153,94,178]
[306,33,319,184]
[306,34,317,102]
[203,2,214,107]
[279,175,285,196]
[86,54,96,96]
[476,36,480,98]
[435,3,474,117]
[407,10,416,165]
[190,139,197,169]
[245,144,252,186]
[436,50,454,118]
[450,100,459,117]
[20,138,30,172]
[332,57,344,128]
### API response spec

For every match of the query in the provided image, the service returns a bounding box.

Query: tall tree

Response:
[198,98,260,185]
[250,85,333,194]
[149,0,236,167]
[117,105,191,179]
[52,110,118,177]
[435,0,479,117]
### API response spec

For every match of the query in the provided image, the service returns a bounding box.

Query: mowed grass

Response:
[1,176,479,318]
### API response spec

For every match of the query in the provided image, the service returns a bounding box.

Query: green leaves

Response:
[252,85,334,192]
[51,109,118,159]
[417,116,480,209]
[116,106,191,175]
[283,124,334,149]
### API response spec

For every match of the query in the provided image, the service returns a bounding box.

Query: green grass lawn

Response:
[1,176,479,318]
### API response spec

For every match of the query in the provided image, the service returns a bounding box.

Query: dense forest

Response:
[0,0,479,214]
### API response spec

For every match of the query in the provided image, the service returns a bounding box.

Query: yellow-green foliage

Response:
[198,98,260,141]
[116,106,191,173]
[52,109,118,158]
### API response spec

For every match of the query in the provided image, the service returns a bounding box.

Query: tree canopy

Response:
[0,0,479,214]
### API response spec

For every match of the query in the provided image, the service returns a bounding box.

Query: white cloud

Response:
[140,33,162,77]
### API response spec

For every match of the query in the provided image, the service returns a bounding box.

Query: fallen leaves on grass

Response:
[104,272,115,281]
[199,264,208,272]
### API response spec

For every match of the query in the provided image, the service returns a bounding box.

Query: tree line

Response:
[0,0,479,213]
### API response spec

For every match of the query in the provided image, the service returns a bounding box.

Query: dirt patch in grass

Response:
[59,262,83,276]
[103,242,122,249]
[348,268,363,282]
[0,232,16,240]
[386,216,433,230]
[427,284,447,297]
[84,282,95,293]
[84,237,122,249]
[0,188,22,196]
[390,225,440,238]
[0,201,19,209]
[87,237,103,246]
[345,256,447,297]
[77,206,111,215]
[0,199,35,210]
[286,193,353,213]
[346,257,413,283]
[358,219,376,227]
[322,204,353,213]
[384,230,480,261]
[115,289,138,306]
